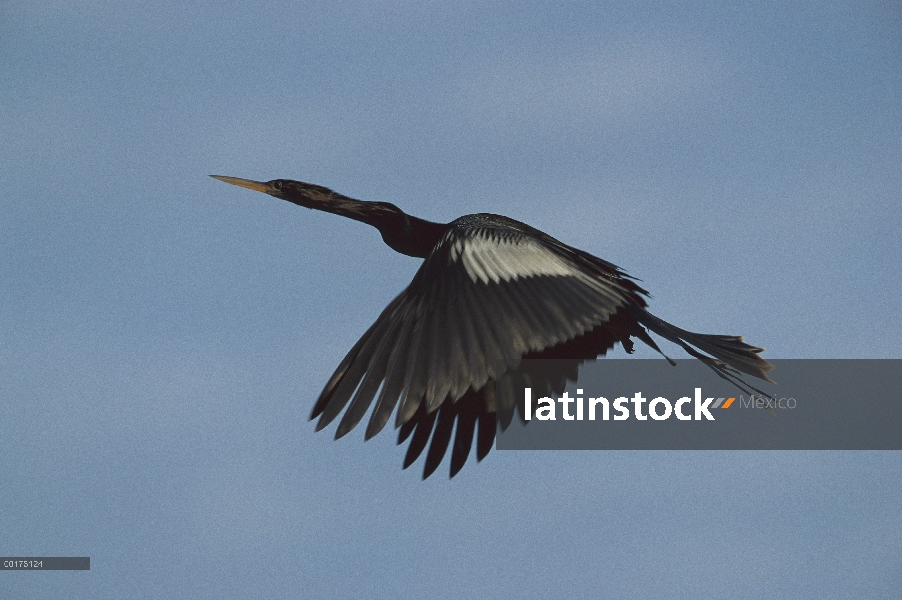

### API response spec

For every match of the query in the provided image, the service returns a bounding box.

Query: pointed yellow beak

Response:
[209,175,270,194]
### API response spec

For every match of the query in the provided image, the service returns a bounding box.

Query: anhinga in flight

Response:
[212,175,774,478]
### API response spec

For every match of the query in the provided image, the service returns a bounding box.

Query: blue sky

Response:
[2,1,900,597]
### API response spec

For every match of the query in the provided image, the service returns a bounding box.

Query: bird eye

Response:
[272,180,283,191]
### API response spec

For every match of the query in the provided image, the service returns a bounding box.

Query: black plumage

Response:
[212,175,774,478]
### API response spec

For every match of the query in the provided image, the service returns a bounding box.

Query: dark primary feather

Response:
[210,176,774,479]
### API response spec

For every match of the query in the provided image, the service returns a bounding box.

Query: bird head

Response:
[210,175,359,208]
[211,173,402,221]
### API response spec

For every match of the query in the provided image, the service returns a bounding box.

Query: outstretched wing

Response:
[309,215,646,459]
[309,213,774,478]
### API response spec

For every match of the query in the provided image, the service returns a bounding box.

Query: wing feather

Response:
[365,297,424,439]
[313,295,406,429]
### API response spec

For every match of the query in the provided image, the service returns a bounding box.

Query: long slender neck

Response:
[281,183,448,258]
[378,212,449,258]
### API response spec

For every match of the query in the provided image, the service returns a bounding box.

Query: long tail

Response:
[629,308,776,398]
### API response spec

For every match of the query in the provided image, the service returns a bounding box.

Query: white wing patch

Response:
[453,234,581,285]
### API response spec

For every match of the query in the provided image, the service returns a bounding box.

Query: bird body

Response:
[212,175,774,478]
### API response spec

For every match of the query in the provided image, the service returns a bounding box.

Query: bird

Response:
[211,175,775,478]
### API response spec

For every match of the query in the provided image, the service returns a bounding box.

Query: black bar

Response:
[498,359,902,450]
[1,558,90,570]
